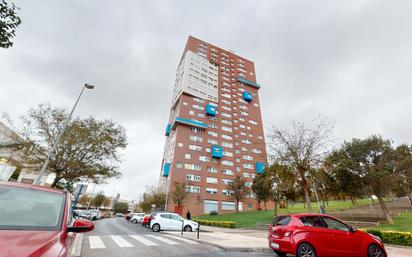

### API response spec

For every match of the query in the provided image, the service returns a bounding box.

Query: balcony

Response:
[172,117,208,129]
[206,104,217,117]
[162,162,171,177]
[243,91,253,102]
[237,76,261,89]
[255,162,265,174]
[211,145,223,158]
[165,124,172,136]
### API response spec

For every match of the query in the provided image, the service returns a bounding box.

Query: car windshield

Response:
[0,185,65,231]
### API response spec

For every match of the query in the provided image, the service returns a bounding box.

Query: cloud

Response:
[1,0,412,200]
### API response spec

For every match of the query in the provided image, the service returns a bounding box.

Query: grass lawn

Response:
[195,199,372,228]
[365,211,412,232]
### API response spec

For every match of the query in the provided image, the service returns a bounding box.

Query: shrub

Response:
[193,219,236,228]
[209,210,218,216]
[364,229,412,247]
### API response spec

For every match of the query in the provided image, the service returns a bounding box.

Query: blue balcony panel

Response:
[173,117,208,129]
[206,104,217,117]
[211,145,223,158]
[163,162,171,177]
[256,162,265,174]
[165,124,172,136]
[243,91,253,102]
[237,76,261,89]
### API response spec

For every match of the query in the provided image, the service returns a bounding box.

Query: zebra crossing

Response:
[86,234,199,249]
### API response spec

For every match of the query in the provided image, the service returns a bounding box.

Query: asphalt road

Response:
[81,217,274,257]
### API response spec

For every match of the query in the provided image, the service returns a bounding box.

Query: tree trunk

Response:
[298,167,312,212]
[264,201,267,212]
[377,196,393,224]
[407,193,412,207]
[50,176,60,188]
[236,200,239,213]
[349,195,356,205]
[274,201,278,216]
[286,198,289,213]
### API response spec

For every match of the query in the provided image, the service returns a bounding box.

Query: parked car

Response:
[130,213,145,223]
[78,210,91,220]
[149,212,198,232]
[125,212,136,221]
[268,214,387,257]
[89,209,102,220]
[115,213,125,217]
[0,181,94,257]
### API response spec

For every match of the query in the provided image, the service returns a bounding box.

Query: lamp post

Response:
[33,84,95,186]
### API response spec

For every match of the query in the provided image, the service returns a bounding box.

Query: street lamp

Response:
[33,83,95,185]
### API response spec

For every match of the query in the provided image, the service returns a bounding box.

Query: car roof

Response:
[0,181,65,194]
[280,213,335,218]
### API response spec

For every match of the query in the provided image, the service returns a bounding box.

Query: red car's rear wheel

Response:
[297,243,316,257]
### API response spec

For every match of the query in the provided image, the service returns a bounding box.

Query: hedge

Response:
[193,219,236,228]
[363,229,412,247]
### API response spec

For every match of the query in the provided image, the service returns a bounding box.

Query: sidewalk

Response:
[164,226,412,257]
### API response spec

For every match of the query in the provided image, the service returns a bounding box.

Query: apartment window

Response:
[245,181,253,187]
[241,139,252,145]
[222,134,232,140]
[239,117,245,122]
[208,131,218,137]
[184,163,202,171]
[221,105,232,111]
[247,203,253,209]
[186,186,200,193]
[236,158,240,162]
[176,162,183,168]
[189,145,202,151]
[222,119,232,125]
[189,110,194,116]
[243,155,253,161]
[240,111,249,116]
[222,151,233,157]
[183,101,188,105]
[243,163,254,169]
[222,189,234,196]
[186,174,201,182]
[222,142,233,148]
[207,167,218,173]
[222,160,234,166]
[209,123,218,129]
[221,112,232,118]
[252,149,262,154]
[198,113,205,118]
[185,153,191,160]
[222,179,233,185]
[222,126,233,133]
[222,201,236,210]
[206,188,218,195]
[190,135,203,142]
[239,124,245,129]
[193,97,205,104]
[206,177,218,184]
[178,143,184,148]
[222,169,234,175]
[243,172,250,178]
[199,156,210,162]
[208,139,218,145]
[222,99,231,105]
[241,147,247,152]
[193,104,204,110]
[249,120,258,125]
[258,136,263,140]
[236,167,241,172]
[191,127,203,134]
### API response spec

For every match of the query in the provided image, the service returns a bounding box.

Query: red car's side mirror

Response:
[67,219,95,233]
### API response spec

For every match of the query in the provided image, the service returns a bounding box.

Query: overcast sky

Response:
[1,0,412,201]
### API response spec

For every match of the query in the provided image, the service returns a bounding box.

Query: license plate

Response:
[271,242,280,249]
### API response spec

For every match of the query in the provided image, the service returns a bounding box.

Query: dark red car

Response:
[0,181,94,257]
[268,214,386,257]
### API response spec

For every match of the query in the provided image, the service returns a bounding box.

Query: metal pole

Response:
[181,219,184,235]
[197,222,200,239]
[34,84,92,185]
[87,183,97,210]
[313,183,322,214]
[72,184,84,210]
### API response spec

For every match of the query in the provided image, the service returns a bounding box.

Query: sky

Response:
[1,0,412,201]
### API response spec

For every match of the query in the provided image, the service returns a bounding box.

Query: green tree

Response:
[267,164,297,216]
[267,117,333,212]
[78,194,91,207]
[227,176,249,213]
[92,192,106,208]
[0,0,21,48]
[113,202,128,214]
[171,182,189,207]
[11,103,127,187]
[252,172,271,211]
[102,196,111,210]
[326,135,397,224]
[139,192,154,213]
[392,144,412,207]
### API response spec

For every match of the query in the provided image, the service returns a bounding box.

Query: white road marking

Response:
[147,235,180,245]
[110,235,134,248]
[89,236,105,249]
[163,234,199,244]
[129,235,159,246]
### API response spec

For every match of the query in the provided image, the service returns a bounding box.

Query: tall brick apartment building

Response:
[160,36,267,216]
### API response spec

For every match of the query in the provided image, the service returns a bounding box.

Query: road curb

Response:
[70,233,84,257]
[162,232,272,253]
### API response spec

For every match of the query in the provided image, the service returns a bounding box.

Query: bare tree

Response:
[227,176,249,213]
[267,116,333,212]
[171,181,190,208]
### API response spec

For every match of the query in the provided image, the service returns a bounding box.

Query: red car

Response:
[0,181,94,257]
[268,214,386,257]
